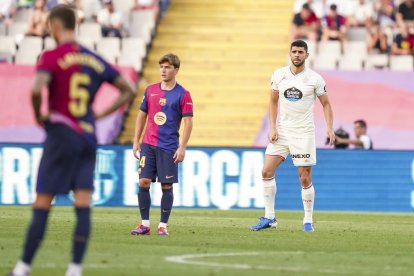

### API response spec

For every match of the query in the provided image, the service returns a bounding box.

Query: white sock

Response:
[141,220,150,227]
[12,260,30,276]
[65,263,82,276]
[302,184,315,224]
[263,177,276,219]
[158,222,167,228]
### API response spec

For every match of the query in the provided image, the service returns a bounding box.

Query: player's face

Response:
[160,62,178,82]
[290,46,308,68]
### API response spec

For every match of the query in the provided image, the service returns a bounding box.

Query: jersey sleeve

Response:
[36,50,55,74]
[140,90,148,113]
[270,70,281,91]
[181,91,193,117]
[315,74,327,96]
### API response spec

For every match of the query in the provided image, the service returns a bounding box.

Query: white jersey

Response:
[271,66,326,136]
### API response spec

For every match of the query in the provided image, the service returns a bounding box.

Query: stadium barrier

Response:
[0,143,413,212]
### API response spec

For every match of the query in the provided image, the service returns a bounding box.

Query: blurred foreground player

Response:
[131,54,193,236]
[10,5,134,276]
[250,40,335,233]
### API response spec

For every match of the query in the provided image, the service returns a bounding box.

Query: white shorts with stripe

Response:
[265,132,316,167]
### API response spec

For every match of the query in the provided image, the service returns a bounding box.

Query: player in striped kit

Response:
[131,54,193,236]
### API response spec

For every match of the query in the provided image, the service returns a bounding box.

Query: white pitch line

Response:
[165,251,316,272]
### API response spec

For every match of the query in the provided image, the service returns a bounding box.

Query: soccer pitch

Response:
[1,207,413,275]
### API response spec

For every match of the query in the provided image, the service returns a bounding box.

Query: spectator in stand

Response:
[60,0,85,23]
[0,0,17,25]
[391,23,414,55]
[26,0,49,37]
[367,22,389,53]
[97,0,123,38]
[376,0,397,29]
[82,0,101,22]
[397,0,414,28]
[17,0,33,8]
[321,4,347,43]
[347,0,374,28]
[291,3,319,42]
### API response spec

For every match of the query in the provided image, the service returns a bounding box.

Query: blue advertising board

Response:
[0,143,413,212]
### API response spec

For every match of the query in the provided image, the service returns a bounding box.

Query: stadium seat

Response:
[43,36,56,50]
[0,23,6,36]
[0,36,16,62]
[129,20,152,45]
[317,41,342,57]
[18,36,43,55]
[304,40,317,58]
[312,56,337,70]
[122,37,147,59]
[96,37,121,64]
[343,41,368,61]
[365,54,389,70]
[347,27,368,41]
[8,22,27,37]
[118,51,143,72]
[337,56,363,70]
[77,36,96,50]
[14,8,32,23]
[389,55,413,71]
[14,50,38,65]
[113,0,135,14]
[78,22,102,44]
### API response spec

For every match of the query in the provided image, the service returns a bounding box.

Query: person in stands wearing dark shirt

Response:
[291,3,319,42]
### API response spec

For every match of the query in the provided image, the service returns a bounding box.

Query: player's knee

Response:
[262,168,274,179]
[299,175,311,187]
[161,184,173,190]
[139,179,151,188]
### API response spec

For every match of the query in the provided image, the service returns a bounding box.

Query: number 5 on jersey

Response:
[69,73,90,117]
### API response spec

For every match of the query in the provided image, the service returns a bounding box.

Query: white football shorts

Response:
[265,132,316,166]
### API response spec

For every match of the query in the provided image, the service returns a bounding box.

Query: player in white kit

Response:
[250,40,335,232]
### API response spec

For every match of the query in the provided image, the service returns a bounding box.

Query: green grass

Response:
[1,207,413,276]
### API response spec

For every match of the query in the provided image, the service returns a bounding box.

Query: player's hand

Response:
[94,112,104,120]
[327,128,335,145]
[36,115,48,127]
[173,146,186,164]
[268,128,278,144]
[133,141,141,160]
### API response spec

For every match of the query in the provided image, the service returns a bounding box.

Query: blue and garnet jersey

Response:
[140,82,193,152]
[36,42,120,145]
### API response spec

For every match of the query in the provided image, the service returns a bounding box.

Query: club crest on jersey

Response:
[159,98,167,106]
[154,111,167,125]
[284,86,303,102]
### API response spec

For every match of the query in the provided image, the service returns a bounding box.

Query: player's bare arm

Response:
[268,90,279,143]
[95,75,135,120]
[31,71,51,126]
[174,116,193,164]
[133,110,147,159]
[318,94,335,145]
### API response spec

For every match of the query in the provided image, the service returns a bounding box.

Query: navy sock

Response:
[138,187,151,220]
[22,208,50,264]
[72,207,91,264]
[160,188,174,224]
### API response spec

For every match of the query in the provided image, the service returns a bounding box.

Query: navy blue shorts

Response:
[36,123,96,194]
[139,143,178,183]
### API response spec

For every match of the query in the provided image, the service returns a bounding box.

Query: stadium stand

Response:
[118,0,294,146]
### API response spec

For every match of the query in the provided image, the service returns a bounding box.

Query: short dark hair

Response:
[159,53,180,69]
[330,4,337,11]
[302,3,311,10]
[354,119,367,128]
[290,40,308,53]
[49,5,76,31]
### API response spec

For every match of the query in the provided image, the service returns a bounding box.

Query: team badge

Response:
[154,111,167,125]
[159,98,166,106]
[284,86,303,102]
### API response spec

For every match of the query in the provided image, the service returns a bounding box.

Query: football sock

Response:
[263,177,276,219]
[138,187,151,220]
[22,208,50,264]
[72,207,91,264]
[302,184,315,223]
[160,188,174,223]
[158,222,167,228]
[65,262,82,276]
[141,220,150,227]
